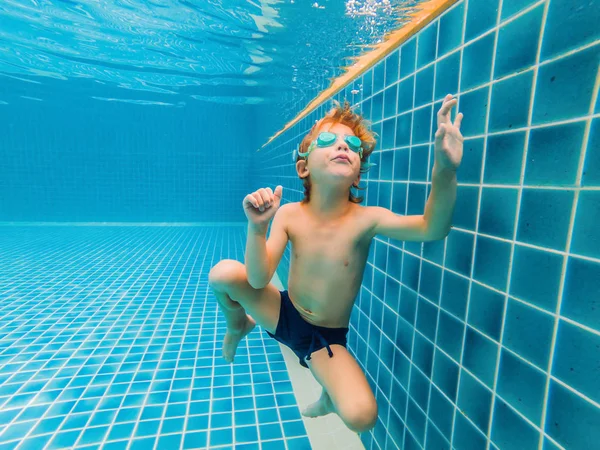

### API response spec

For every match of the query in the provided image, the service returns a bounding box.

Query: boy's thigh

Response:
[217,261,281,335]
[306,345,377,418]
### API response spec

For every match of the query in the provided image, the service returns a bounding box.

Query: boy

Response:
[209,94,463,433]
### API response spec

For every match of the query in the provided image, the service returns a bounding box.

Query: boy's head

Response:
[296,99,376,203]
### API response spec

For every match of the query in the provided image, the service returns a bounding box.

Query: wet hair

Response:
[296,99,377,204]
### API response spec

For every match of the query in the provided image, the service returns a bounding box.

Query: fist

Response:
[243,186,283,230]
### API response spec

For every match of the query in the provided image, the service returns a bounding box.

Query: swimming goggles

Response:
[298,131,364,159]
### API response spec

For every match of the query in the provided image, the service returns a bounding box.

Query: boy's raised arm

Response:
[368,94,463,242]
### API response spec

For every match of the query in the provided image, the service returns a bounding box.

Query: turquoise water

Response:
[0,0,418,112]
[0,2,426,449]
[2,0,600,450]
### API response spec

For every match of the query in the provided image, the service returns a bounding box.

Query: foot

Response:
[302,390,335,418]
[222,315,256,363]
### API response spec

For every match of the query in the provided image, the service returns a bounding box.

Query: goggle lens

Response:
[316,132,362,153]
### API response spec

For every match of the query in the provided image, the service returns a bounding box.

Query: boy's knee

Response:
[209,259,244,289]
[342,400,378,433]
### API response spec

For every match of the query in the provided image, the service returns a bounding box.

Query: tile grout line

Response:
[380,50,399,450]
[373,52,394,450]
[450,0,501,445]
[537,27,600,450]
[365,63,381,450]
[485,0,549,447]
[422,8,446,447]
[398,19,421,449]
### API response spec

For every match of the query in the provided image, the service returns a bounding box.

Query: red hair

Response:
[296,99,377,203]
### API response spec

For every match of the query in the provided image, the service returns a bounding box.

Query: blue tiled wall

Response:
[256,0,600,449]
[0,79,257,223]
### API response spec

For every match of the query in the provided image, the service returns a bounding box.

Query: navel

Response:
[344,261,349,267]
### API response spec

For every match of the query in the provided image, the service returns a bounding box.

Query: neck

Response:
[305,183,352,220]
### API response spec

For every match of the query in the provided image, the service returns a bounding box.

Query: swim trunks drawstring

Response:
[305,330,334,362]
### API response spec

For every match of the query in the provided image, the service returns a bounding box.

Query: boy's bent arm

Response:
[245,205,289,289]
[368,165,457,242]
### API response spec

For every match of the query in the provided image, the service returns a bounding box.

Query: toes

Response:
[301,398,333,418]
[222,346,233,362]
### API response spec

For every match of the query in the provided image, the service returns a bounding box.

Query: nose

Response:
[337,142,349,152]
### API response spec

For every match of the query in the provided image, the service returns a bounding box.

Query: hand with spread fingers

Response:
[434,94,464,171]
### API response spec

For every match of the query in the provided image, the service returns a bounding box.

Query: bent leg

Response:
[208,259,281,362]
[304,345,378,433]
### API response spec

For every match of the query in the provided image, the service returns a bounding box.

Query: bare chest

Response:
[288,215,371,272]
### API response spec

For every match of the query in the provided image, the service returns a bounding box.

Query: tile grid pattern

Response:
[256,0,600,449]
[0,226,311,450]
[0,102,253,223]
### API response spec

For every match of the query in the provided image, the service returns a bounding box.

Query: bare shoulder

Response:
[355,204,383,238]
[277,202,300,217]
[275,202,301,227]
[356,205,379,214]
[354,204,380,224]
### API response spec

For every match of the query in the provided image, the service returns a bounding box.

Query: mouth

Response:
[332,155,350,163]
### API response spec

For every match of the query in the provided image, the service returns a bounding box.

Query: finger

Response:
[253,193,265,210]
[274,186,283,206]
[438,97,457,120]
[454,112,463,129]
[435,123,447,144]
[265,187,274,207]
[437,105,451,128]
[256,188,268,207]
[244,194,259,209]
[258,190,271,208]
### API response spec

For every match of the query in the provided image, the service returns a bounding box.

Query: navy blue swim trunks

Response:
[266,290,349,368]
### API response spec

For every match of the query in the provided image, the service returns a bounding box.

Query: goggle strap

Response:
[298,141,315,158]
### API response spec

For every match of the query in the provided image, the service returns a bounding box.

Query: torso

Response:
[284,202,375,328]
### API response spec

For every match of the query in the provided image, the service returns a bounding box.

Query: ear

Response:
[352,173,361,188]
[296,160,310,179]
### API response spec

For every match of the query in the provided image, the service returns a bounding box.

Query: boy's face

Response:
[297,122,362,188]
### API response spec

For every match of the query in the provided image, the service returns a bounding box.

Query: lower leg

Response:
[212,287,256,363]
[213,288,247,330]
